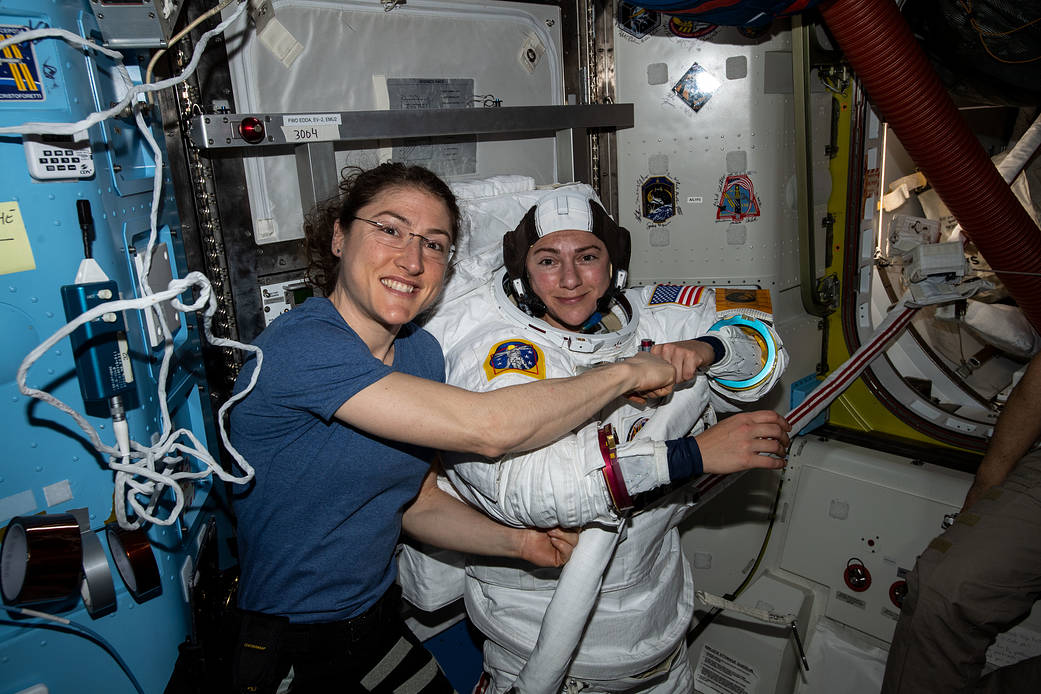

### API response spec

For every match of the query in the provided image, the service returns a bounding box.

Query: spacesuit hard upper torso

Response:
[423,270,788,680]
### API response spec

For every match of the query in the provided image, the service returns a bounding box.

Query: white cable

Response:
[17,274,261,529]
[0,28,123,60]
[0,1,248,138]
[11,1,263,530]
[145,0,239,87]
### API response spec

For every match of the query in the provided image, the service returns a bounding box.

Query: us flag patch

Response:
[649,284,704,307]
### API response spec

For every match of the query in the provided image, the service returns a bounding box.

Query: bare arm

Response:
[402,467,578,567]
[963,352,1041,511]
[336,351,675,458]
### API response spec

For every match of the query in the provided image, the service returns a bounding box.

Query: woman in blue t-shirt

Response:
[230,163,676,693]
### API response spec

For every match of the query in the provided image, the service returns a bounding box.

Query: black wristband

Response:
[665,437,704,483]
[694,336,725,365]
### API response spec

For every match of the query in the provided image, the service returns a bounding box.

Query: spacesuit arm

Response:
[449,417,773,526]
[600,409,790,512]
[445,419,621,529]
[634,285,787,402]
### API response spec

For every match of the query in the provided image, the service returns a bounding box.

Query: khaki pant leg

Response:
[881,452,1041,694]
[976,653,1041,694]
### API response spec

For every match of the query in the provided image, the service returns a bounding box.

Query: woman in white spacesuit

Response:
[424,186,791,693]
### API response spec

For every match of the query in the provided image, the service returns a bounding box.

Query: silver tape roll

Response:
[70,508,116,618]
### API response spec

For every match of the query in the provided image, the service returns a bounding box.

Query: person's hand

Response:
[618,351,676,404]
[517,527,580,567]
[696,411,791,474]
[651,339,716,384]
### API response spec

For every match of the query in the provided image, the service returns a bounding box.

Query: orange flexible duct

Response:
[820,0,1041,334]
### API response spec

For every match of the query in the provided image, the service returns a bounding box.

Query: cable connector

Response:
[110,395,131,458]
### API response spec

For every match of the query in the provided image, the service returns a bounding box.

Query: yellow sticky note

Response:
[0,201,36,275]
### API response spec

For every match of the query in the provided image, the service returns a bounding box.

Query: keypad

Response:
[25,133,95,180]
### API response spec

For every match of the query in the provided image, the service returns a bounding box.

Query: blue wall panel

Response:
[0,2,222,692]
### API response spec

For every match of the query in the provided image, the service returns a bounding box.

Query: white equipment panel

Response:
[779,437,971,643]
[223,0,564,244]
[689,572,812,694]
[613,19,831,290]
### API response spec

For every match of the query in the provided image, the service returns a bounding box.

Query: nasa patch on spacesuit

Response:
[483,338,547,381]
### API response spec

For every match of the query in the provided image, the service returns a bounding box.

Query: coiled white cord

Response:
[13,1,262,530]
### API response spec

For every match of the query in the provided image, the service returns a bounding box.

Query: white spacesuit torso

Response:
[420,269,788,681]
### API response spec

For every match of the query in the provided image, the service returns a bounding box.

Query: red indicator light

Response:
[239,117,265,144]
[889,580,908,608]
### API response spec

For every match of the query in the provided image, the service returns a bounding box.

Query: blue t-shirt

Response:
[230,297,445,623]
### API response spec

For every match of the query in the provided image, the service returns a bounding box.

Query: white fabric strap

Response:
[613,439,668,496]
[786,297,917,434]
[510,525,624,692]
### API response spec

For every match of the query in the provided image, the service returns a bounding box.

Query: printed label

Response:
[283,114,343,126]
[693,644,759,694]
[835,591,867,609]
[279,123,341,143]
[280,114,342,142]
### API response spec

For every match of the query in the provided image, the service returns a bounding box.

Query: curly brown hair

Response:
[303,163,461,297]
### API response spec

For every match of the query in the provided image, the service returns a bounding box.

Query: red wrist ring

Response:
[599,424,633,513]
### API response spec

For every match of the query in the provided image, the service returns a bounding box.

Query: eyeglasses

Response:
[352,216,455,264]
